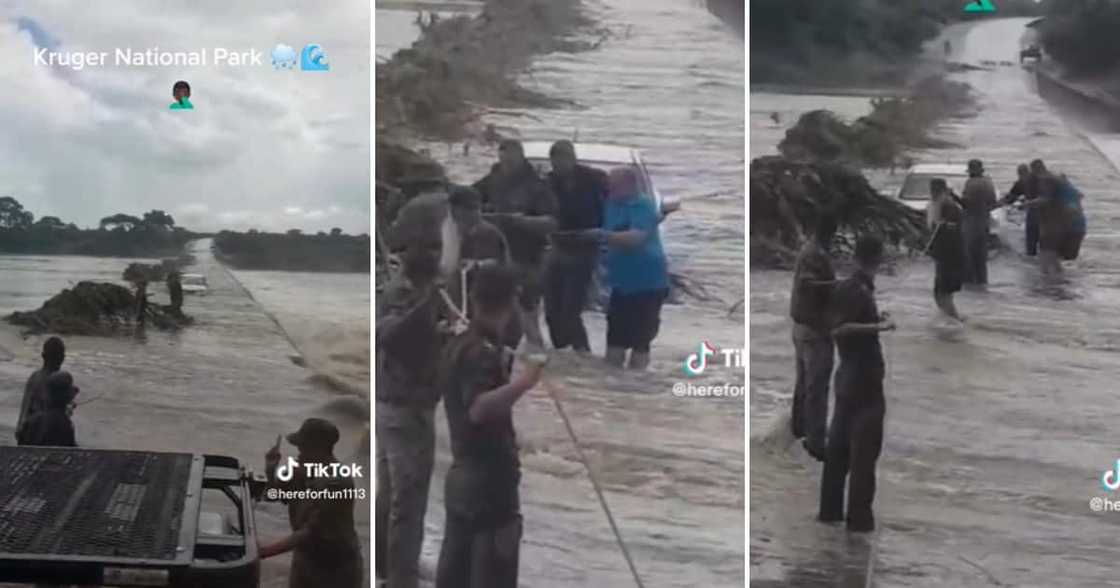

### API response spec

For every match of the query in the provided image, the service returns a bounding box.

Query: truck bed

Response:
[0,448,195,561]
[0,447,259,587]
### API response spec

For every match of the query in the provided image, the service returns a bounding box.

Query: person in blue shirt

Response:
[588,166,669,370]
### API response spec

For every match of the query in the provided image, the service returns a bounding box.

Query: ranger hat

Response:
[286,417,340,449]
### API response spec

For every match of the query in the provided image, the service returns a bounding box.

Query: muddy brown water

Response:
[380,0,745,586]
[751,18,1120,587]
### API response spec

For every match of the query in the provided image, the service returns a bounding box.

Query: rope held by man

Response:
[439,272,647,588]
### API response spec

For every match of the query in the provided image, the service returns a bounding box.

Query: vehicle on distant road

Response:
[1020,44,1042,63]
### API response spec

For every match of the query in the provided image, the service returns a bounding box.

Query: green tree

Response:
[286,228,302,236]
[0,196,34,229]
[1041,0,1120,73]
[34,216,66,230]
[330,227,343,237]
[100,213,143,231]
[142,210,176,230]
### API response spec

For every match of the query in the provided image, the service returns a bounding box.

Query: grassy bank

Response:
[750,0,1043,87]
[0,227,194,258]
[1040,0,1120,76]
[1037,1,1120,104]
[213,231,370,273]
[0,197,194,258]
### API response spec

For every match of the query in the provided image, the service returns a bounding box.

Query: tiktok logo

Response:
[1102,459,1120,492]
[277,456,298,482]
[684,341,716,376]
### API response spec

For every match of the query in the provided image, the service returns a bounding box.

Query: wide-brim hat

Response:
[286,417,340,449]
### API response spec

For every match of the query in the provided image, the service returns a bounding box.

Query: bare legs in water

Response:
[1039,249,1063,278]
[935,292,964,322]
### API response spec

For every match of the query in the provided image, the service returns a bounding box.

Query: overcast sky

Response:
[0,1,370,234]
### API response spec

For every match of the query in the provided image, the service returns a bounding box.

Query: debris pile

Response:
[7,281,190,335]
[123,262,170,285]
[779,76,972,166]
[376,0,596,141]
[376,140,448,224]
[750,156,930,268]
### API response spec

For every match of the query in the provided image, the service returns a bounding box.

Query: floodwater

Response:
[0,239,370,587]
[379,0,745,586]
[751,18,1120,587]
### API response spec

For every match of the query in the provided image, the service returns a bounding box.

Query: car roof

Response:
[522,141,639,165]
[906,163,969,176]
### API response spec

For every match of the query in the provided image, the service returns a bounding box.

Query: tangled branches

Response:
[778,76,972,167]
[750,156,930,268]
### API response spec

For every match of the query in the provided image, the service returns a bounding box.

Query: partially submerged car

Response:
[521,141,679,307]
[895,163,969,213]
[180,273,208,295]
[521,142,681,217]
[895,163,1008,249]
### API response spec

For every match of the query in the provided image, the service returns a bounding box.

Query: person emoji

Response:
[170,80,193,110]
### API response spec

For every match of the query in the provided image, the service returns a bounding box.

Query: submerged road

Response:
[751,18,1120,587]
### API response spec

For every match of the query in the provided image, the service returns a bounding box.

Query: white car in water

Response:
[895,163,1015,247]
[180,273,208,295]
[521,141,681,216]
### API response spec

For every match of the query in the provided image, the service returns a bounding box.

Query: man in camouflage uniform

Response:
[473,139,558,348]
[435,264,544,588]
[375,199,447,588]
[262,418,363,588]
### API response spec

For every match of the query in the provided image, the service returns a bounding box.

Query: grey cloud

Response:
[0,2,370,235]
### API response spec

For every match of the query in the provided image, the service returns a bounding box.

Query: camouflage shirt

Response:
[376,274,443,408]
[438,325,521,521]
[474,162,558,266]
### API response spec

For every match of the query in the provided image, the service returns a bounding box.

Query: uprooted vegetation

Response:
[752,75,968,268]
[750,156,929,269]
[7,281,191,336]
[778,76,972,167]
[377,0,601,141]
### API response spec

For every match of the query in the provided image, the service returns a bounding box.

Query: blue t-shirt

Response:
[603,195,669,295]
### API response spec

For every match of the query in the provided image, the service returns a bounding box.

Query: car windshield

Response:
[899,173,967,201]
[527,158,652,195]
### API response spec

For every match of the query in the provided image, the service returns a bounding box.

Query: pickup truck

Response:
[0,447,265,587]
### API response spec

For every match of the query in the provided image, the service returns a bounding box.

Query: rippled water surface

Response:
[0,240,370,587]
[380,1,745,586]
[751,18,1120,587]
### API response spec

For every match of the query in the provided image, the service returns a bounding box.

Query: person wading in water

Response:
[960,159,997,287]
[928,178,966,322]
[1001,164,1038,256]
[473,139,558,349]
[789,213,838,461]
[819,236,895,533]
[542,140,607,353]
[436,264,545,587]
